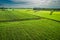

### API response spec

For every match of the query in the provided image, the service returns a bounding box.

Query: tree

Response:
[50,10,54,15]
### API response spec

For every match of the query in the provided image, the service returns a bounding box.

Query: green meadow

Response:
[0,9,60,40]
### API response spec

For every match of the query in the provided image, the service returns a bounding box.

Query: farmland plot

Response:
[0,9,60,40]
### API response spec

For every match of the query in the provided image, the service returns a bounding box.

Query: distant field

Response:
[14,9,60,21]
[0,9,60,40]
[32,11,60,21]
[0,10,38,20]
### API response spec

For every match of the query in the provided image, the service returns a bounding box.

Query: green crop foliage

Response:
[0,9,60,40]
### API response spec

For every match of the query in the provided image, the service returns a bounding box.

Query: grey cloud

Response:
[1,0,60,8]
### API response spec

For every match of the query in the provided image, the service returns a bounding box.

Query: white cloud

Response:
[10,0,52,7]
[3,0,60,8]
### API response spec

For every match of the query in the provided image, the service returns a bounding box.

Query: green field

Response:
[0,9,60,40]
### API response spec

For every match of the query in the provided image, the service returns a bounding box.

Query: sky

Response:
[0,0,60,8]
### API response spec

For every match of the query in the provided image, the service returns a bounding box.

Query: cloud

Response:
[0,0,60,8]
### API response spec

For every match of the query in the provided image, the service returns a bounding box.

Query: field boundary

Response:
[40,17,60,23]
[0,17,42,22]
[0,16,60,23]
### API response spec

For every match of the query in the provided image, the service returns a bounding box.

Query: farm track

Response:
[0,17,42,22]
[40,17,60,23]
[0,16,60,23]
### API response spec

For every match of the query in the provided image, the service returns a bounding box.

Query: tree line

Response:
[33,8,60,15]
